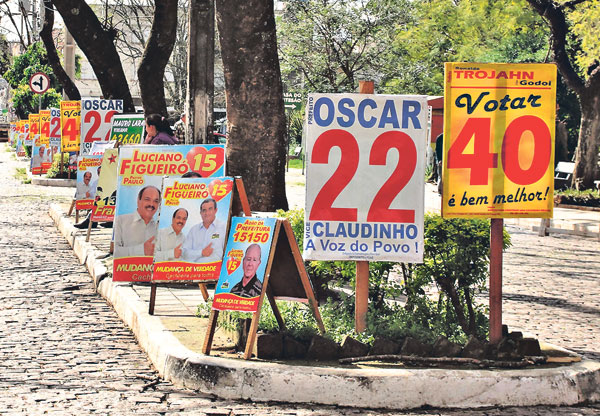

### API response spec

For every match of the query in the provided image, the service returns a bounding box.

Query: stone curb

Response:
[30,175,76,187]
[48,203,600,409]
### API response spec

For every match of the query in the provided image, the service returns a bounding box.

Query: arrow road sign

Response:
[29,73,50,94]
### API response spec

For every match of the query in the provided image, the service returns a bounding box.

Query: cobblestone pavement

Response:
[0,147,599,415]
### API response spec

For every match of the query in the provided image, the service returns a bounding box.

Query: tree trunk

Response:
[215,0,288,211]
[137,0,178,116]
[52,0,134,112]
[40,0,80,100]
[571,85,600,189]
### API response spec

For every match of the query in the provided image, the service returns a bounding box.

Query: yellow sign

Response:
[39,110,51,146]
[60,101,81,152]
[442,63,556,218]
[28,114,40,146]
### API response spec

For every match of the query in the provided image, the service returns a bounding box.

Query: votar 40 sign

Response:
[304,93,428,263]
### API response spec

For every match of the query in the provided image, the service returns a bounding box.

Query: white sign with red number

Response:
[49,108,61,149]
[304,93,428,263]
[80,98,123,155]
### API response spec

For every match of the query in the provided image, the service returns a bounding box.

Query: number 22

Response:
[309,129,417,223]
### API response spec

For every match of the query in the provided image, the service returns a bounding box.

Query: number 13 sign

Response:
[304,93,428,263]
[442,62,556,218]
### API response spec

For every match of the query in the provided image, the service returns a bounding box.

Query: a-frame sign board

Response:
[148,177,252,315]
[202,217,325,360]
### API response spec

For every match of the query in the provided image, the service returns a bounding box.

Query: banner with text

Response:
[113,144,226,282]
[304,93,428,263]
[80,98,123,155]
[152,177,233,282]
[60,101,81,152]
[76,154,103,210]
[442,63,556,218]
[109,114,145,145]
[212,217,276,313]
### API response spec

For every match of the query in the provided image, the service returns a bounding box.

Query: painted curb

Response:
[49,204,600,409]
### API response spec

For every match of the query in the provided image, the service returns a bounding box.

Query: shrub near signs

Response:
[268,209,511,344]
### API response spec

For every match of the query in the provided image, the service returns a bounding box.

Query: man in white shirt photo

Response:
[114,186,161,258]
[154,208,188,262]
[182,198,225,263]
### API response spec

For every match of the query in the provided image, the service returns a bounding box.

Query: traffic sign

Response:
[29,72,50,94]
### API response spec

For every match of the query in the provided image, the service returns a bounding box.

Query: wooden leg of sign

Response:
[282,220,325,334]
[243,311,261,360]
[148,283,157,315]
[355,261,369,333]
[75,209,80,223]
[86,218,92,242]
[109,241,114,255]
[538,218,550,237]
[68,199,75,216]
[234,177,252,216]
[266,286,286,331]
[202,309,219,355]
[489,218,504,344]
[198,283,209,302]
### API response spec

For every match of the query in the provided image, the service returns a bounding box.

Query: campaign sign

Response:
[212,217,277,313]
[152,177,233,282]
[304,93,428,263]
[29,113,40,146]
[31,142,52,175]
[113,144,226,282]
[22,120,32,146]
[109,114,145,144]
[442,63,557,218]
[75,154,103,210]
[60,101,81,152]
[39,110,51,146]
[91,148,119,222]
[49,108,61,150]
[80,99,123,155]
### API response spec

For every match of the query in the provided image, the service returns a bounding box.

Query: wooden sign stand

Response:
[354,80,375,333]
[202,218,325,360]
[148,177,252,315]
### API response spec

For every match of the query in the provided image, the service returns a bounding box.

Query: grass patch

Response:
[14,167,31,184]
[287,158,304,169]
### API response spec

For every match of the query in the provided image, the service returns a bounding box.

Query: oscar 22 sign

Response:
[304,93,428,263]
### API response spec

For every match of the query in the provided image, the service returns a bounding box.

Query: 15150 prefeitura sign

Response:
[304,93,428,263]
[442,63,557,218]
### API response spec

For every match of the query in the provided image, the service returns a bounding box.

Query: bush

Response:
[46,153,76,179]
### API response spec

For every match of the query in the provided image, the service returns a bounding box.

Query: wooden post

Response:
[489,218,504,343]
[355,80,374,333]
[148,283,157,315]
[185,0,214,144]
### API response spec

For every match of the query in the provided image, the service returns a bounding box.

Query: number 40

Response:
[447,115,551,186]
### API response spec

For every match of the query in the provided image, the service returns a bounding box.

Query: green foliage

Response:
[10,85,61,119]
[382,0,550,95]
[46,153,75,179]
[3,42,62,118]
[0,34,10,75]
[567,0,600,75]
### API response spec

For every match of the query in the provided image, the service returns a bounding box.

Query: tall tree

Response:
[39,0,80,100]
[52,0,135,111]
[525,0,600,189]
[215,0,288,211]
[136,0,178,115]
[278,0,407,94]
